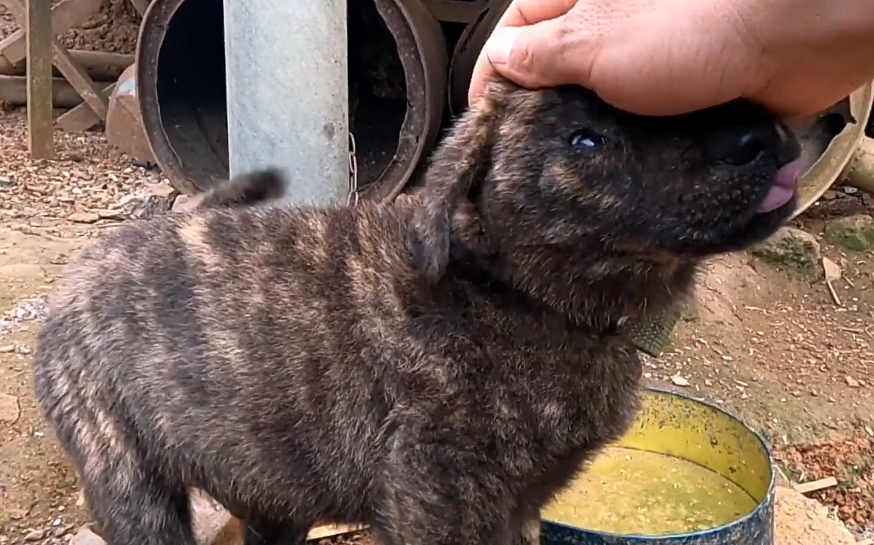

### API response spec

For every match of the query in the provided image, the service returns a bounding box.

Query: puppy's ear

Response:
[198,168,288,210]
[407,96,501,283]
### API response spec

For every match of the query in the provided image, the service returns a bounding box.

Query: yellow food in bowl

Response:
[541,446,759,536]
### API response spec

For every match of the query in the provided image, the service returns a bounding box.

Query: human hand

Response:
[467,0,874,117]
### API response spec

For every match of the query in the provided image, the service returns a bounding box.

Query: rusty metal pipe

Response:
[136,0,447,200]
[0,74,112,108]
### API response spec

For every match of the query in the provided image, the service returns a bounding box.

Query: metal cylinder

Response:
[222,0,348,206]
[135,0,447,202]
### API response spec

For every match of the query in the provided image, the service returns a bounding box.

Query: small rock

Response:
[67,212,100,224]
[23,529,45,541]
[823,214,874,252]
[0,393,20,423]
[821,190,841,201]
[96,209,125,220]
[0,344,14,353]
[671,375,690,387]
[845,376,860,388]
[751,227,823,280]
[117,184,178,220]
[172,193,204,213]
[822,256,841,282]
[69,526,104,545]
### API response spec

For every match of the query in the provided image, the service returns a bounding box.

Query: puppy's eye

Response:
[721,133,764,166]
[569,130,608,150]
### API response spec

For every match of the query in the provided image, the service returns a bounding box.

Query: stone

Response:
[823,214,874,252]
[671,375,690,387]
[70,526,104,545]
[96,209,125,220]
[117,183,179,220]
[0,393,20,423]
[751,227,823,280]
[845,376,860,388]
[67,212,100,224]
[172,193,205,213]
[23,529,45,541]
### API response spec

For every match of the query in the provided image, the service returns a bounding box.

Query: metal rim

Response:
[793,82,874,219]
[135,0,199,195]
[447,0,511,116]
[361,0,448,204]
[541,387,776,543]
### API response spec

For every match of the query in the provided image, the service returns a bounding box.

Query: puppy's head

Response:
[409,80,812,283]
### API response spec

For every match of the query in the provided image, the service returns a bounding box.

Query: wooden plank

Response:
[0,0,104,65]
[49,35,108,119]
[25,0,54,158]
[793,476,838,494]
[3,0,108,121]
[0,49,134,79]
[56,82,114,132]
[0,74,111,107]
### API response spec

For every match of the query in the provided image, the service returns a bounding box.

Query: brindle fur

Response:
[35,79,814,545]
[193,169,287,211]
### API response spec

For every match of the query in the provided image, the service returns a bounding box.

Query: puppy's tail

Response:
[196,168,288,210]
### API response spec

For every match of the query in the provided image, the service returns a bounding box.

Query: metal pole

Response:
[222,0,348,206]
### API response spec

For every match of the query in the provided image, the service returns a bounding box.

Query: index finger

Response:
[467,0,579,105]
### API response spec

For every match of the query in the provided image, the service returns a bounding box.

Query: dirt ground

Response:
[0,0,139,55]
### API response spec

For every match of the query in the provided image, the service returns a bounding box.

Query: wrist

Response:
[729,0,874,76]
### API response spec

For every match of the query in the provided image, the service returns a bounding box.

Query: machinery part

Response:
[447,0,509,115]
[795,82,874,217]
[105,64,156,165]
[136,0,447,201]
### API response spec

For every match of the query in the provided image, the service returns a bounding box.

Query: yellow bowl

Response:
[541,388,774,544]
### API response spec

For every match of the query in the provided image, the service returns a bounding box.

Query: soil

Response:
[0,0,140,55]
[0,108,161,545]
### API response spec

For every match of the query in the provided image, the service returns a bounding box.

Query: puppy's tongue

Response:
[758,159,805,213]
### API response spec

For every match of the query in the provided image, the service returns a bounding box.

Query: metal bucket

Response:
[135,0,447,202]
[542,388,775,545]
[795,82,874,217]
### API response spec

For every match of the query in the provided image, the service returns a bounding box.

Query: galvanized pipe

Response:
[221,0,349,206]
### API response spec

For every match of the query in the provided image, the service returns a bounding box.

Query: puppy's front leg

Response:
[510,506,541,545]
[376,420,516,545]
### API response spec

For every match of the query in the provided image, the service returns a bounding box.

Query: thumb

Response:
[485,16,593,89]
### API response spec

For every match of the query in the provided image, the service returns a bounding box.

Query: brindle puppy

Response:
[34,79,829,545]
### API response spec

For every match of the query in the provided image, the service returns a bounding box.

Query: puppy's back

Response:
[34,202,419,475]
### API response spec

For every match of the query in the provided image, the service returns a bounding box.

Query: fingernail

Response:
[486,27,522,66]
